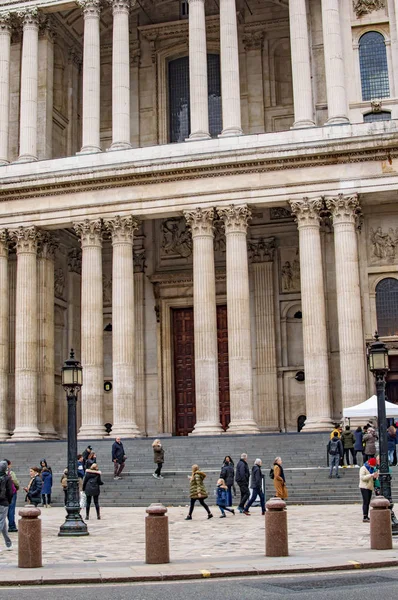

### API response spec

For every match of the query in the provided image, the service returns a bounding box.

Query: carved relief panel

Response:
[368,219,398,265]
[279,247,300,293]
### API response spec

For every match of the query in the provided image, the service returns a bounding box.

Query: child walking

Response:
[216,478,235,518]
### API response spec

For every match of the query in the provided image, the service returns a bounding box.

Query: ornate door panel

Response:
[217,305,230,431]
[173,308,196,436]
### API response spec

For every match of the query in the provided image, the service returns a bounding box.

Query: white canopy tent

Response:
[343,395,398,419]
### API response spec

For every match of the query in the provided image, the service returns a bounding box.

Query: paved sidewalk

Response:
[1,505,398,586]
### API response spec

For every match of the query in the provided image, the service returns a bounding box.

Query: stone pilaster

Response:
[37,232,57,438]
[0,231,9,439]
[109,0,132,150]
[243,32,265,134]
[218,205,259,433]
[219,0,242,137]
[289,198,333,431]
[184,208,223,435]
[104,215,140,436]
[321,0,349,124]
[248,237,278,432]
[133,249,146,435]
[74,219,104,438]
[17,8,40,162]
[326,194,367,409]
[289,0,315,128]
[10,226,41,440]
[0,14,11,165]
[77,0,102,153]
[187,0,210,140]
[67,248,82,433]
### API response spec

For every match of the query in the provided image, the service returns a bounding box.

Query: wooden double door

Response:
[173,306,230,436]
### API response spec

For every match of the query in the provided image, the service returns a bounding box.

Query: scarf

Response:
[365,463,375,474]
[275,463,286,482]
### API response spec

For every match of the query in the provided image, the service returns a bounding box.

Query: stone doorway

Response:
[172,305,230,436]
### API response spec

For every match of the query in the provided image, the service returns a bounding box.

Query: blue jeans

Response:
[329,454,340,477]
[389,449,395,465]
[7,493,17,530]
[244,487,265,513]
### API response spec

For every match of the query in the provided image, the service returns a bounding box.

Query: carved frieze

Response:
[67,248,82,274]
[161,217,192,259]
[54,268,65,299]
[270,207,293,221]
[353,0,385,18]
[248,237,275,263]
[369,225,398,264]
[280,248,300,293]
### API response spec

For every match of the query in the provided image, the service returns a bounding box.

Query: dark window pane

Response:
[364,111,391,122]
[207,54,222,137]
[376,278,398,336]
[359,31,390,101]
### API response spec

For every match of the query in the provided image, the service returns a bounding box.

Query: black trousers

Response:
[41,493,51,505]
[86,495,100,516]
[360,488,372,518]
[188,498,210,516]
[238,483,250,509]
[155,463,163,476]
[344,448,356,465]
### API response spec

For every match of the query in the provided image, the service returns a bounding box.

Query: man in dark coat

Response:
[112,437,126,480]
[0,460,14,550]
[235,453,250,513]
[243,458,265,515]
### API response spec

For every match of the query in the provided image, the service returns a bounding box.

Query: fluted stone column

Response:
[219,0,242,137]
[74,220,104,438]
[289,199,333,431]
[289,0,315,128]
[218,205,259,433]
[0,14,11,165]
[326,194,367,409]
[184,208,223,435]
[321,0,349,124]
[37,233,57,438]
[104,216,140,436]
[10,226,41,440]
[109,0,132,150]
[133,249,146,435]
[249,238,278,432]
[188,0,210,140]
[18,9,40,162]
[0,231,9,439]
[243,32,265,134]
[78,0,102,153]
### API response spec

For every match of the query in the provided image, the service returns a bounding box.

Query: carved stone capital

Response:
[248,237,275,263]
[353,0,385,18]
[108,0,132,14]
[77,0,101,19]
[325,194,360,226]
[68,47,82,68]
[217,205,252,234]
[37,231,57,260]
[184,207,215,237]
[243,31,264,52]
[104,215,139,244]
[0,230,8,258]
[0,12,12,34]
[10,226,40,254]
[74,219,103,247]
[18,8,40,29]
[39,16,56,41]
[68,248,82,274]
[133,249,146,273]
[289,198,322,228]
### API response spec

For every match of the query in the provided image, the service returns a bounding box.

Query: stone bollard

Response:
[265,497,288,557]
[145,503,170,564]
[370,496,393,550]
[18,507,42,568]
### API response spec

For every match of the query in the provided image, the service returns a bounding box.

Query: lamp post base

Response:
[58,508,89,537]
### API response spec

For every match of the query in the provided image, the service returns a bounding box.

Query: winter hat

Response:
[368,458,377,467]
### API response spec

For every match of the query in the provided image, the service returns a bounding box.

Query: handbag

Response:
[80,491,87,509]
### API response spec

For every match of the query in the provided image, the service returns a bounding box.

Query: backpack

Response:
[329,439,339,455]
[269,468,274,480]
[0,477,7,502]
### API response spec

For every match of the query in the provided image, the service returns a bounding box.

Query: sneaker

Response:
[363,516,370,523]
[158,475,164,479]
[231,509,235,515]
[113,477,118,480]
[48,505,52,508]
[152,473,158,479]
[185,515,192,520]
[237,507,243,513]
[8,528,18,533]
[219,514,226,518]
[207,513,213,519]
[6,544,13,551]
[354,465,360,468]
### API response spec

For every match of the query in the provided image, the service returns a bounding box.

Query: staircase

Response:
[1,433,395,506]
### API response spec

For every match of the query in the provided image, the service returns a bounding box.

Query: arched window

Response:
[376,278,398,336]
[168,55,222,143]
[359,32,390,101]
[364,111,391,123]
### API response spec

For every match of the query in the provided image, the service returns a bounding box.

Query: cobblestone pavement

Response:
[0,503,389,566]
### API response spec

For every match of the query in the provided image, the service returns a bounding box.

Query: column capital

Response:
[325,193,360,225]
[242,31,264,52]
[10,226,40,254]
[0,230,8,258]
[108,0,133,14]
[67,248,82,274]
[77,0,101,18]
[217,204,251,234]
[17,7,40,29]
[104,215,139,244]
[133,249,146,273]
[37,231,57,260]
[289,198,322,228]
[74,219,103,247]
[248,237,275,263]
[0,12,12,34]
[184,207,215,237]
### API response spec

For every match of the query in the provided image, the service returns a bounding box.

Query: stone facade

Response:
[0,0,397,438]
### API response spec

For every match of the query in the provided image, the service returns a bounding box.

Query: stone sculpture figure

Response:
[353,0,385,18]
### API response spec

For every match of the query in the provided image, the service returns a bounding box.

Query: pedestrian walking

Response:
[4,460,19,533]
[363,427,378,461]
[216,478,235,518]
[359,457,378,522]
[185,465,213,521]
[353,427,363,467]
[235,453,250,513]
[272,457,288,500]
[243,458,265,516]
[341,425,356,467]
[152,439,165,479]
[60,468,68,505]
[85,451,97,470]
[41,466,53,508]
[387,425,396,465]
[23,467,42,507]
[0,460,13,552]
[220,455,234,507]
[83,463,103,520]
[112,437,126,480]
[327,432,343,478]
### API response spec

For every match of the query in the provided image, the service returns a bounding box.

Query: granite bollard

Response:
[18,507,42,568]
[265,497,288,557]
[145,503,170,564]
[370,496,393,550]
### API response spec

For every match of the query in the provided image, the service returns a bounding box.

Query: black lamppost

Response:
[368,332,398,535]
[58,349,89,537]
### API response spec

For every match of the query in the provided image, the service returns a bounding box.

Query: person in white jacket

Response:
[359,457,378,522]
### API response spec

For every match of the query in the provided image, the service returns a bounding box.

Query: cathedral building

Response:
[0,0,396,440]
